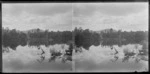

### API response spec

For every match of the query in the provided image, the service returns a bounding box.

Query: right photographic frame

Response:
[73,2,149,72]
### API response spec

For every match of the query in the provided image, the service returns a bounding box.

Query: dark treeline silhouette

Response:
[28,29,73,47]
[74,28,148,50]
[2,27,148,50]
[2,28,27,50]
[74,27,101,50]
[2,28,73,50]
[101,28,148,47]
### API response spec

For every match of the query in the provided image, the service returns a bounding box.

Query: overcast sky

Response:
[73,3,148,31]
[2,3,73,31]
[2,3,148,31]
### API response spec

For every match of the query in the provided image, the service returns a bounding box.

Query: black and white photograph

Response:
[73,3,148,72]
[2,2,149,72]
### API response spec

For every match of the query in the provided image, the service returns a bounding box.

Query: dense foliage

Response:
[2,27,148,50]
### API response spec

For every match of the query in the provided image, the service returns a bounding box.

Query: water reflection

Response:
[75,43,148,72]
[3,43,73,72]
[2,38,148,72]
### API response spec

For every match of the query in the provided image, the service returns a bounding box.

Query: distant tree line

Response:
[101,28,148,46]
[2,27,148,50]
[27,29,73,46]
[2,28,73,50]
[74,27,101,49]
[2,28,27,49]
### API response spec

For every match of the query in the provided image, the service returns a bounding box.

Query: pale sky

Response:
[2,3,149,31]
[73,3,149,31]
[2,3,73,31]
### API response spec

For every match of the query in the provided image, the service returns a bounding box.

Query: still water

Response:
[3,44,72,72]
[2,43,148,72]
[75,44,148,72]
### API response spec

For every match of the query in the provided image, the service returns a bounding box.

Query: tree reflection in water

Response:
[75,39,148,64]
[2,37,148,64]
[49,48,62,62]
[36,46,46,63]
[122,41,148,63]
[110,46,119,62]
[34,43,74,63]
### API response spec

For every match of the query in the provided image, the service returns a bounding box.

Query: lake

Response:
[75,44,148,72]
[2,42,148,72]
